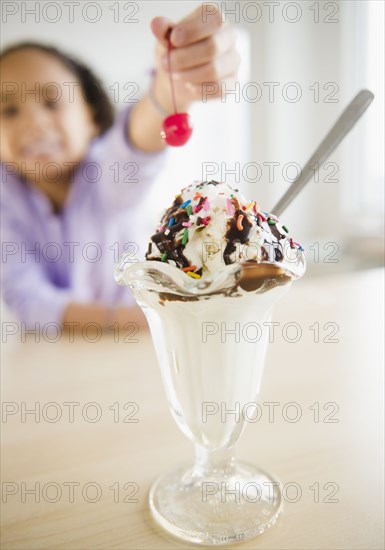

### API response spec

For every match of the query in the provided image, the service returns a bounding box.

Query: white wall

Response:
[235,0,346,242]
[235,0,383,250]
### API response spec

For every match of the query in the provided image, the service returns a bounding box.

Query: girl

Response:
[0,5,239,331]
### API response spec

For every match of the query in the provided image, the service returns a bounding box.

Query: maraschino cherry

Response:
[161,29,193,147]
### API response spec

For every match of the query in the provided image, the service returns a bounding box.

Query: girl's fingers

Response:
[170,48,241,86]
[151,6,239,106]
[164,24,237,72]
[169,4,223,47]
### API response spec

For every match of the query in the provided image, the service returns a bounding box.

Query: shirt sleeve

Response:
[0,208,72,330]
[88,105,168,214]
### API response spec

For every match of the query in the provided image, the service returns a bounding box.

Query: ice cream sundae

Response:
[145,180,305,292]
[114,179,305,545]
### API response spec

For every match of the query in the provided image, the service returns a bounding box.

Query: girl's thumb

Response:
[150,16,175,47]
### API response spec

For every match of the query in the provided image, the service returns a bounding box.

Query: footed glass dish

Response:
[115,256,305,545]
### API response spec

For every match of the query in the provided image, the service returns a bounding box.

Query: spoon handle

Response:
[271,89,374,217]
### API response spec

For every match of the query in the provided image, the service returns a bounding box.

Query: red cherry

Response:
[161,112,193,147]
[160,29,193,147]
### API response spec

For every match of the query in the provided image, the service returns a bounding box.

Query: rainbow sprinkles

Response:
[146,180,305,278]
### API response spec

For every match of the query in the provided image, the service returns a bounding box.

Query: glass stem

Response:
[193,445,237,478]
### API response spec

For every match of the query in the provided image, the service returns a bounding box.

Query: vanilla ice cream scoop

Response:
[146,180,305,281]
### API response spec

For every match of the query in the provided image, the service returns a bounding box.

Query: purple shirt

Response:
[1,106,166,328]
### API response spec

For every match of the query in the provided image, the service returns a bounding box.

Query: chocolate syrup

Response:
[145,181,301,302]
[223,209,253,264]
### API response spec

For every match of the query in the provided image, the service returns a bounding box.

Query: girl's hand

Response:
[150,5,240,113]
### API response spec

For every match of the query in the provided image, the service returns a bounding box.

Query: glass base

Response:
[149,461,283,546]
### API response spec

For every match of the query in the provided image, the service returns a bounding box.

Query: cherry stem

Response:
[166,29,177,114]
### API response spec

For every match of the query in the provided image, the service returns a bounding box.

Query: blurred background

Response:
[2,0,384,278]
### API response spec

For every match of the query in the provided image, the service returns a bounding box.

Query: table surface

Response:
[1,268,384,550]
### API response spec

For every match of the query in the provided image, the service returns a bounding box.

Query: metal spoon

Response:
[271,89,374,216]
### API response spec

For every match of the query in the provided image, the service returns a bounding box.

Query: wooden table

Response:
[1,269,384,549]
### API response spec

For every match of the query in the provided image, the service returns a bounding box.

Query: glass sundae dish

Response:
[115,180,306,545]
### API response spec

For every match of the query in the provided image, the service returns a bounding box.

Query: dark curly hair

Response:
[0,42,114,135]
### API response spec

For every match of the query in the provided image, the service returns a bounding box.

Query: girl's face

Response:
[0,48,98,183]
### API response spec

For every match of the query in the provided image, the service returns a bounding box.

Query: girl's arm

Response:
[1,197,147,332]
[128,6,239,153]
[127,77,174,154]
[61,302,147,332]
